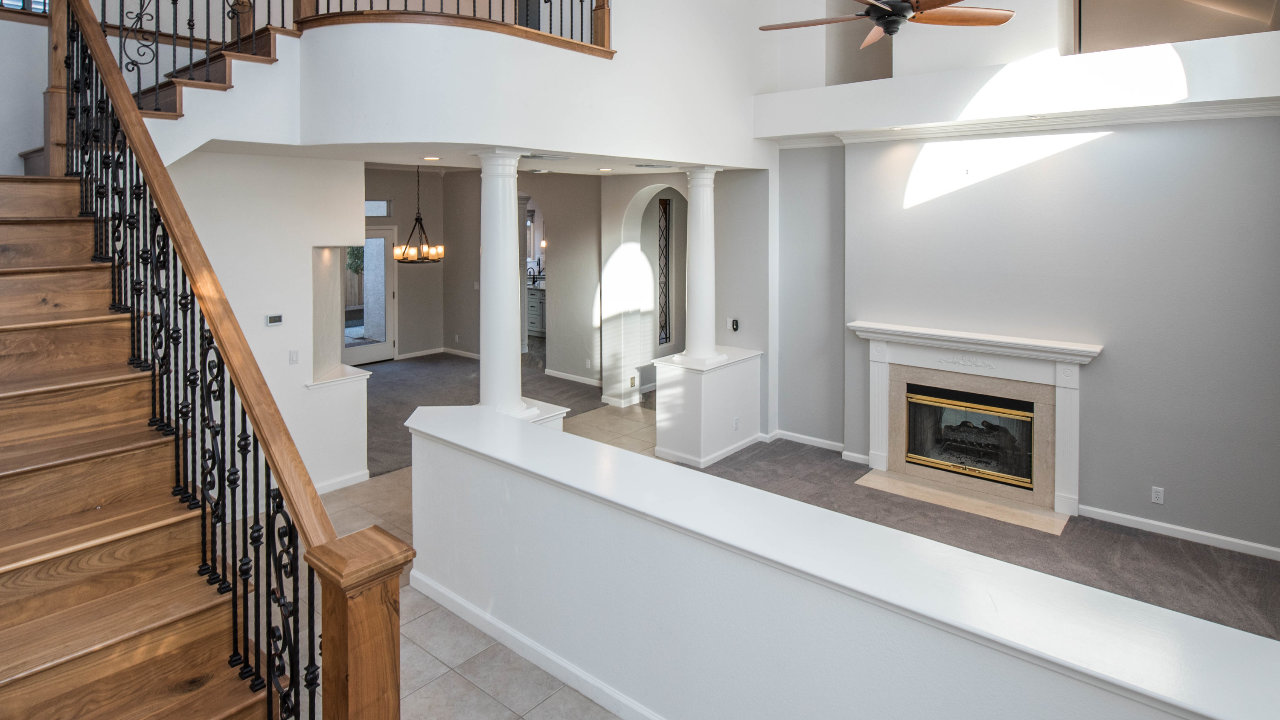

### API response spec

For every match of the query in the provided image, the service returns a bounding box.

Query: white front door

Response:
[340,228,397,365]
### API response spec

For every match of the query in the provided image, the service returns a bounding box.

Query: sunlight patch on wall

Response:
[959,46,1189,121]
[597,244,655,320]
[903,132,1111,209]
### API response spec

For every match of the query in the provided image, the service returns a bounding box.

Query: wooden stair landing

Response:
[134,25,296,117]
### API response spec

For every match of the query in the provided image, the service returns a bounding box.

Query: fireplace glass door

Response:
[905,384,1034,489]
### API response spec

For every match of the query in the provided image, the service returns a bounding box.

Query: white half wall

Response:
[169,150,369,491]
[407,405,1280,720]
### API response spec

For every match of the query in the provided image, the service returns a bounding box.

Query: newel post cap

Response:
[305,525,415,593]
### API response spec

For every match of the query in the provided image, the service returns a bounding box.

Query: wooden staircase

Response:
[0,175,266,719]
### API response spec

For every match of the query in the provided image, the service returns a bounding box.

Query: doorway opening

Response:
[342,227,397,365]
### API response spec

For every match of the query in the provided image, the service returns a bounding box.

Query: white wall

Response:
[842,117,1280,549]
[169,150,370,491]
[365,167,446,355]
[0,19,47,175]
[778,147,844,446]
[298,1,778,170]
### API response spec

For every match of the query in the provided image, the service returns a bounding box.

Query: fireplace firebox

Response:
[905,384,1034,489]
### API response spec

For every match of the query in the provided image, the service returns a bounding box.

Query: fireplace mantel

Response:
[848,321,1103,515]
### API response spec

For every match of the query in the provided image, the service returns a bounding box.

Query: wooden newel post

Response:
[591,0,610,50]
[44,0,69,176]
[306,526,416,720]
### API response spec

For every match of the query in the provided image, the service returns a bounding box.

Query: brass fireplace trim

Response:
[904,393,1033,421]
[905,454,1034,489]
[888,365,1056,510]
[904,391,1035,489]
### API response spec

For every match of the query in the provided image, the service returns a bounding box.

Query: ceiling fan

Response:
[761,0,1015,49]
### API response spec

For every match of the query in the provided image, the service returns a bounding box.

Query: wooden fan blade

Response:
[909,6,1015,26]
[760,13,868,31]
[850,0,893,11]
[910,0,966,11]
[860,24,886,48]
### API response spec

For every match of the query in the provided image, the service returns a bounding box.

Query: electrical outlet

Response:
[473,281,480,290]
[726,317,733,330]
[586,357,592,369]
[455,334,460,343]
[1151,486,1165,504]
[732,417,740,431]
[288,350,299,365]
[630,376,636,388]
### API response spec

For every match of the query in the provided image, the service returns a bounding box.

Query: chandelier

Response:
[393,166,444,263]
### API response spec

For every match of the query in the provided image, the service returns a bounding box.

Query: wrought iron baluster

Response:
[250,436,266,690]
[305,567,319,720]
[226,384,242,668]
[237,408,254,680]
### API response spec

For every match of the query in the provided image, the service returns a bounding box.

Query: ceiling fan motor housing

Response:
[870,0,915,34]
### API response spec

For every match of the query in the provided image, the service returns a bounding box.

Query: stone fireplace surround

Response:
[849,321,1103,516]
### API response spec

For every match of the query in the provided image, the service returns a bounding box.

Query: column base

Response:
[521,397,569,430]
[653,347,763,468]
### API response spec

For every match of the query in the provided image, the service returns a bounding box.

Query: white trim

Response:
[841,451,871,465]
[772,430,843,452]
[395,347,445,360]
[544,369,602,387]
[833,98,1280,145]
[443,347,480,360]
[601,393,626,408]
[775,135,843,149]
[848,321,1102,365]
[411,570,664,720]
[655,433,766,469]
[1079,505,1280,562]
[638,381,656,394]
[313,468,369,495]
[305,364,371,389]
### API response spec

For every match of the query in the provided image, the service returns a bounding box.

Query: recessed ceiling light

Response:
[891,127,903,131]
[599,168,613,172]
[423,156,441,161]
[530,169,550,174]
[634,163,674,169]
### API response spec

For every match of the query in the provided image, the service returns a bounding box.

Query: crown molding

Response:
[774,135,843,149]
[831,97,1280,144]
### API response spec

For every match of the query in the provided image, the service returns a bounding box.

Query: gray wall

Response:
[715,169,772,433]
[0,20,46,176]
[843,118,1280,547]
[517,172,604,383]
[443,171,483,355]
[779,147,846,445]
[365,168,446,355]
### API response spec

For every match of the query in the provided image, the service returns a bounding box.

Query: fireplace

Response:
[850,320,1103,514]
[906,384,1034,490]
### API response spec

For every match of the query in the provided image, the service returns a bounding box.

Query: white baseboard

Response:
[1078,505,1280,562]
[396,347,445,360]
[770,430,843,452]
[601,394,625,408]
[841,451,871,465]
[444,348,480,360]
[411,570,665,720]
[655,434,766,469]
[312,469,369,495]
[545,369,602,387]
[638,382,656,394]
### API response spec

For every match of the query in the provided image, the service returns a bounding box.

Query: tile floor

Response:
[561,404,657,456]
[321,470,622,720]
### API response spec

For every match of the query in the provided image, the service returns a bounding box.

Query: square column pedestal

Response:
[653,347,763,468]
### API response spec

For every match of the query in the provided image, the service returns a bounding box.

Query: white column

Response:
[478,149,531,417]
[683,167,724,363]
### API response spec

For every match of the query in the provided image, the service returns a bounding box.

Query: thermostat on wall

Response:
[265,314,283,327]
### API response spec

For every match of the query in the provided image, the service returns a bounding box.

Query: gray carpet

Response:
[363,337,604,477]
[699,440,1280,640]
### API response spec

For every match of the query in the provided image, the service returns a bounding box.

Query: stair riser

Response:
[0,442,174,533]
[137,83,180,114]
[0,221,95,269]
[169,56,230,85]
[0,268,112,320]
[0,181,80,219]
[0,378,152,446]
[0,602,236,720]
[0,318,131,387]
[0,517,200,631]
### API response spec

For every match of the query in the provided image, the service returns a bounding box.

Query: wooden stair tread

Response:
[0,422,168,478]
[0,175,79,185]
[0,262,107,276]
[0,216,92,225]
[0,308,124,332]
[133,663,265,720]
[0,366,147,401]
[0,566,224,688]
[0,497,195,575]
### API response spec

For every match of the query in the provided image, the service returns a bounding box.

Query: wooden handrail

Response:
[67,0,337,549]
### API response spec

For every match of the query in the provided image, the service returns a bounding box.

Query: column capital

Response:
[686,166,723,185]
[476,148,525,177]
